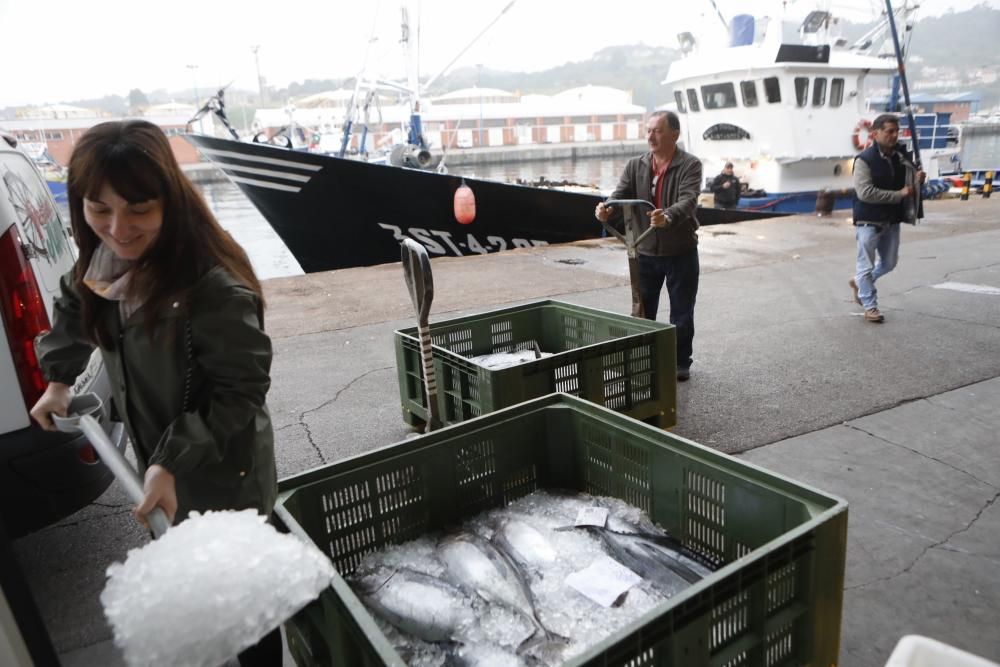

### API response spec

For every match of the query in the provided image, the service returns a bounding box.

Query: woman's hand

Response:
[135,464,178,527]
[30,382,72,431]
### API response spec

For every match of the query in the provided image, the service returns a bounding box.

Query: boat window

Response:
[812,77,827,106]
[700,83,737,110]
[763,77,781,103]
[674,90,687,113]
[795,77,809,107]
[687,89,701,112]
[740,81,759,107]
[830,78,845,107]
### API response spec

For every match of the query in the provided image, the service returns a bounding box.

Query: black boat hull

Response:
[185,134,784,273]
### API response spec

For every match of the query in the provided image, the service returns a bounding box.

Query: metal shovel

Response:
[400,238,441,431]
[53,394,171,538]
[599,199,657,319]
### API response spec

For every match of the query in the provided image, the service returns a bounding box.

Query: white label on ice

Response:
[565,556,642,607]
[574,507,609,527]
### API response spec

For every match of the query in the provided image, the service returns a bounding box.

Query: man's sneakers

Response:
[677,367,691,382]
[849,278,862,305]
[864,308,884,323]
[853,278,884,321]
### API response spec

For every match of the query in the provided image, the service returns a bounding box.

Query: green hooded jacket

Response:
[36,266,277,523]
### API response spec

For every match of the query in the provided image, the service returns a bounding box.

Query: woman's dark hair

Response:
[67,120,263,347]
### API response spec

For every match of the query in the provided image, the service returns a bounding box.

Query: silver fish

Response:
[582,522,714,591]
[350,566,475,643]
[491,517,557,572]
[439,533,567,655]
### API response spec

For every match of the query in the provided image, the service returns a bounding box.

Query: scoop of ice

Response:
[469,349,552,369]
[101,509,335,667]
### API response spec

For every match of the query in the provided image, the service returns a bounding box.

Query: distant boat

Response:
[664,2,961,213]
[19,142,68,204]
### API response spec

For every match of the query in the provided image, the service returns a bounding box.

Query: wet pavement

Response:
[15,196,998,666]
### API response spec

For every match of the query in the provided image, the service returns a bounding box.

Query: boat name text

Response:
[378,223,549,256]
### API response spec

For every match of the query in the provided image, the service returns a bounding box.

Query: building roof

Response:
[144,102,197,115]
[430,87,518,103]
[16,104,96,119]
[553,85,634,105]
[0,114,192,132]
[294,90,356,108]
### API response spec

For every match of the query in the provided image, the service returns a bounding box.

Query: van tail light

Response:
[0,225,51,411]
[78,443,98,464]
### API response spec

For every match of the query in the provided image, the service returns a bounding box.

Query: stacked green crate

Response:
[395,300,676,429]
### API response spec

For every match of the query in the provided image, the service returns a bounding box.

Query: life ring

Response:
[852,119,873,151]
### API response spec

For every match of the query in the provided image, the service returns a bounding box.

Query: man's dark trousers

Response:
[638,249,699,370]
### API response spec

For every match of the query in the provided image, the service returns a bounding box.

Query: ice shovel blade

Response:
[400,239,441,431]
[401,238,434,326]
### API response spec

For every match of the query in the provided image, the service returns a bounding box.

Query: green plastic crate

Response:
[275,393,848,667]
[394,299,676,429]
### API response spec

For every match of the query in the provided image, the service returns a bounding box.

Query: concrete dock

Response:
[15,197,999,666]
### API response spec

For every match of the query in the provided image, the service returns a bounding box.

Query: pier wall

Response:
[181,140,648,184]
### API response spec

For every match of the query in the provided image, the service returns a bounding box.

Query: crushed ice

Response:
[468,349,553,369]
[100,509,335,667]
[349,490,718,666]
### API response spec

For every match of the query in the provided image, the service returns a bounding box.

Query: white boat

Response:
[664,2,961,212]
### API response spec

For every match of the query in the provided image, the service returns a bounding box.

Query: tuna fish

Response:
[438,532,567,655]
[579,520,715,592]
[490,517,557,573]
[349,565,476,643]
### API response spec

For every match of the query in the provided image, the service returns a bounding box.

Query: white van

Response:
[0,132,126,537]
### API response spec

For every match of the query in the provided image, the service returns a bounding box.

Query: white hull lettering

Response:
[378,223,547,257]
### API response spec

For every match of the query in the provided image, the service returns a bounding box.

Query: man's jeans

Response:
[854,223,901,310]
[638,250,699,370]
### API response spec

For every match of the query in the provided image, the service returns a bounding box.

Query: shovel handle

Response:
[601,199,658,253]
[416,323,440,431]
[604,199,655,210]
[77,414,171,538]
[401,239,441,431]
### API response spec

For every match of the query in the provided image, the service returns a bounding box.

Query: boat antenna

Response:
[422,1,517,91]
[883,0,921,169]
[705,0,729,32]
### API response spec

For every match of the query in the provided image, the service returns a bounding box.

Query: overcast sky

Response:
[1,0,996,108]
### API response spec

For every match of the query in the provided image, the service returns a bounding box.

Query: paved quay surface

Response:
[15,197,997,666]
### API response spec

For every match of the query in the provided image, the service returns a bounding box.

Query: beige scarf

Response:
[82,244,142,320]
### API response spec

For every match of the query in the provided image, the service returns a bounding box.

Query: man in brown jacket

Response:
[595,110,702,381]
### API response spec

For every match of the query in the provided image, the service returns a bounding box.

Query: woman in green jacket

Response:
[30,120,280,666]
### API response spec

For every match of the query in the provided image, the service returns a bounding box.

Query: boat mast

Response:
[883,0,921,168]
[339,5,383,158]
[401,0,425,148]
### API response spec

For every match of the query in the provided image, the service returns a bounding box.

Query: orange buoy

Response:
[454,181,476,225]
[852,119,873,151]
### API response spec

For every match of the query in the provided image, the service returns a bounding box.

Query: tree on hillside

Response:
[128,88,150,110]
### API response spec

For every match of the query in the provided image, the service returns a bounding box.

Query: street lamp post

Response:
[476,64,484,147]
[186,64,204,134]
[251,45,265,105]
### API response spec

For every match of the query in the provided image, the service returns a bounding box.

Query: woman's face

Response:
[83,182,163,260]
